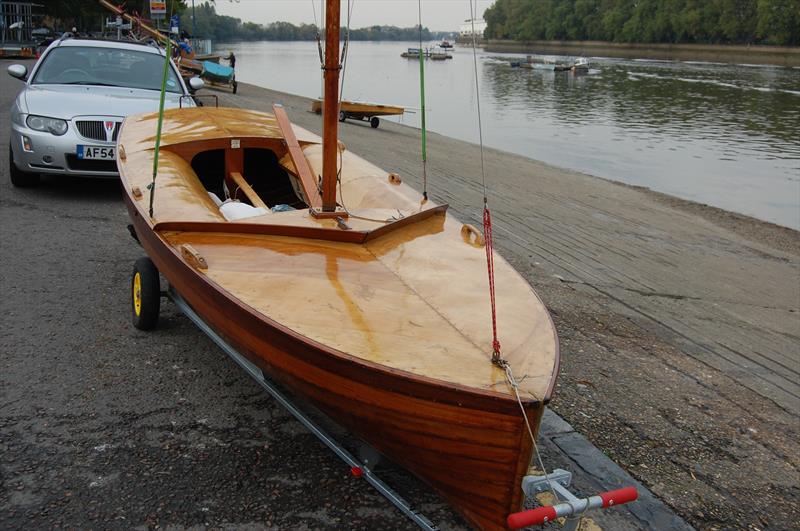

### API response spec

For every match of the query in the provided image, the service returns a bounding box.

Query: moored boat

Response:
[401,46,427,58]
[119,2,559,529]
[571,57,590,72]
[401,46,452,60]
[430,47,453,60]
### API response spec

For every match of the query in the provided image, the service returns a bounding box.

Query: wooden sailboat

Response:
[119,2,559,529]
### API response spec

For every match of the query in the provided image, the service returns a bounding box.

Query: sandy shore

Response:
[214,82,799,530]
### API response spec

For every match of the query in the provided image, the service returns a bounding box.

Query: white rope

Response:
[501,361,561,509]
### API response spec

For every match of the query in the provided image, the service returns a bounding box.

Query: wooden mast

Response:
[321,0,341,212]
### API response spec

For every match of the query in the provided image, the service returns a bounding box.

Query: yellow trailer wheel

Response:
[131,257,160,330]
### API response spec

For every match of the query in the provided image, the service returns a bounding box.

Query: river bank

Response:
[214,81,799,530]
[486,39,800,67]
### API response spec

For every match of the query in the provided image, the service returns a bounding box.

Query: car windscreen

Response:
[32,46,183,94]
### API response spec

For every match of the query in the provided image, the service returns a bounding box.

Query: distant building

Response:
[459,18,486,38]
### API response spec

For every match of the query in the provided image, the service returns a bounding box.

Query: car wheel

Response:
[131,256,160,330]
[9,144,40,187]
[339,111,347,122]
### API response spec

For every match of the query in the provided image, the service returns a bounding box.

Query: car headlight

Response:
[26,115,68,136]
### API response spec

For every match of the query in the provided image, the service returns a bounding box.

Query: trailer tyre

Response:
[370,117,380,129]
[131,257,160,331]
[339,111,346,122]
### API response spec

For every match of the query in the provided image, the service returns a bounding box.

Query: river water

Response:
[215,40,800,229]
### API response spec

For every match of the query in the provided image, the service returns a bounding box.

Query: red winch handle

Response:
[507,487,638,529]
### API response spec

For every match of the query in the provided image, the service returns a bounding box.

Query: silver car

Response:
[7,36,202,187]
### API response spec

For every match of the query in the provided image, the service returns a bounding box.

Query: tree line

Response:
[46,0,188,32]
[43,1,443,43]
[483,0,799,46]
[188,3,441,42]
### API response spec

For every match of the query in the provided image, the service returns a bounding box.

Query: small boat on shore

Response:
[120,1,558,529]
[120,104,559,529]
[310,99,404,128]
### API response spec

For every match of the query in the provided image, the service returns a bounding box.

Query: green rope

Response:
[418,0,428,201]
[148,27,173,218]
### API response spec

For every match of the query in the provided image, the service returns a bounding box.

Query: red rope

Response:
[483,206,502,362]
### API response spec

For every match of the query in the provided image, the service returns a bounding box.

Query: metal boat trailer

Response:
[168,287,440,530]
[129,254,638,529]
[338,110,383,128]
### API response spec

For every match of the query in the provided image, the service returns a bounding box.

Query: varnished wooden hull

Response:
[118,106,559,529]
[126,200,544,530]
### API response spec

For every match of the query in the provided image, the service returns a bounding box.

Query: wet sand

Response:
[216,82,799,530]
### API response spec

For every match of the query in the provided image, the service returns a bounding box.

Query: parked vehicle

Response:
[7,36,203,187]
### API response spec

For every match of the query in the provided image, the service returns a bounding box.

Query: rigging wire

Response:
[468,0,560,507]
[311,0,324,65]
[339,0,355,102]
[468,1,487,205]
[418,0,428,202]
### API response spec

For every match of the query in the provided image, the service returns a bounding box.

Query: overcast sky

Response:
[208,0,494,32]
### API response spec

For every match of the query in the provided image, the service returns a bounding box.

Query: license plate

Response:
[77,145,115,160]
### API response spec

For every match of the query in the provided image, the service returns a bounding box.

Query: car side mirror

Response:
[188,76,204,92]
[7,64,27,80]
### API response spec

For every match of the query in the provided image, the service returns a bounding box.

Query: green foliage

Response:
[483,0,799,45]
[47,0,188,32]
[186,2,436,42]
